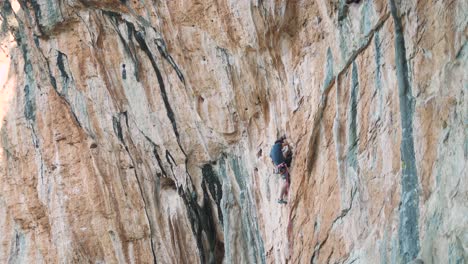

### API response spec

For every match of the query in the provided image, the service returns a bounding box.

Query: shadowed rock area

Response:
[0,0,466,263]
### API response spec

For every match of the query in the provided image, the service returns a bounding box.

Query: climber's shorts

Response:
[276,163,289,180]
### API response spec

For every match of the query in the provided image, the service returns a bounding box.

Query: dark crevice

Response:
[112,116,124,143]
[24,85,36,121]
[132,28,186,156]
[102,11,186,155]
[347,61,359,169]
[310,232,330,264]
[35,39,84,131]
[8,14,48,185]
[49,73,57,90]
[455,41,467,60]
[160,177,176,190]
[28,0,42,19]
[323,47,334,89]
[306,12,389,174]
[202,164,223,225]
[114,114,158,264]
[165,150,176,175]
[389,0,420,262]
[338,0,349,22]
[28,0,44,34]
[12,18,37,123]
[179,183,224,264]
[33,34,40,48]
[374,31,382,90]
[179,190,206,263]
[166,150,176,166]
[121,110,129,128]
[346,0,361,4]
[217,47,234,85]
[124,22,141,81]
[0,1,13,31]
[7,229,25,263]
[331,186,357,226]
[153,148,167,177]
[44,56,84,133]
[129,162,158,264]
[184,160,196,187]
[50,82,84,130]
[222,156,265,263]
[139,132,168,178]
[154,38,185,84]
[103,11,140,81]
[57,51,70,81]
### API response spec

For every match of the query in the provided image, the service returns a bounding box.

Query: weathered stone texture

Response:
[0,0,466,263]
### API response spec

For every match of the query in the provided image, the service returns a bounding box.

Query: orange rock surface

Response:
[0,0,466,263]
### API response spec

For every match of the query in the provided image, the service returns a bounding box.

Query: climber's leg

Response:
[278,179,288,204]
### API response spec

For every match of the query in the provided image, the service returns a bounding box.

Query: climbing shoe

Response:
[277,199,287,204]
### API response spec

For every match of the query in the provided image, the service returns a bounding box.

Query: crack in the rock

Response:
[75,12,96,46]
[102,11,188,157]
[105,11,141,81]
[165,150,176,175]
[326,248,334,264]
[4,3,49,185]
[113,114,158,264]
[56,51,70,81]
[310,186,356,263]
[27,0,44,34]
[34,40,86,133]
[331,186,357,226]
[131,27,186,156]
[202,164,224,225]
[7,229,25,263]
[46,80,81,131]
[112,116,125,143]
[306,12,390,174]
[153,38,185,84]
[310,232,329,264]
[135,128,169,179]
[165,150,176,165]
[389,0,420,262]
[347,62,359,169]
[153,148,167,178]
[179,179,224,264]
[29,125,45,182]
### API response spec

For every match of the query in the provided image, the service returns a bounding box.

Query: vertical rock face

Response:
[0,0,466,263]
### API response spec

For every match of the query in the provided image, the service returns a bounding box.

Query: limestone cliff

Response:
[0,0,466,263]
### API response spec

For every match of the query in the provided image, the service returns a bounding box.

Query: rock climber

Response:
[269,136,293,205]
[122,64,127,80]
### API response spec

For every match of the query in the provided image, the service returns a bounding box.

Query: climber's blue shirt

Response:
[270,142,285,166]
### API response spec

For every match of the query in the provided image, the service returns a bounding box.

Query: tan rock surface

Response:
[0,0,466,263]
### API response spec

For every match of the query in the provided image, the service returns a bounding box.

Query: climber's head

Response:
[274,135,287,145]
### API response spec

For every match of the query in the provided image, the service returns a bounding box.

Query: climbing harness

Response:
[276,163,290,186]
[275,162,291,205]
